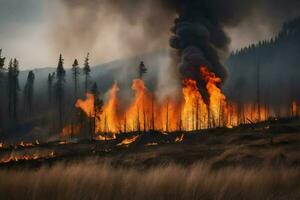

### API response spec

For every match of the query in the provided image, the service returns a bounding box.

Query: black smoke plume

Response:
[169,0,250,104]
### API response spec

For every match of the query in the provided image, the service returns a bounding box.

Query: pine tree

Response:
[0,49,6,128]
[7,59,13,118]
[7,59,19,121]
[23,71,35,114]
[83,53,91,93]
[0,49,5,76]
[72,59,80,100]
[139,61,147,79]
[47,73,55,106]
[55,54,66,130]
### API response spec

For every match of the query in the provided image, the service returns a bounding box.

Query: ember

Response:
[117,135,139,146]
[0,151,55,164]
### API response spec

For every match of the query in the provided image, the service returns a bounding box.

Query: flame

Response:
[175,134,184,143]
[102,82,120,133]
[75,93,94,117]
[117,135,139,146]
[74,65,296,134]
[95,134,116,141]
[0,143,3,148]
[200,66,227,127]
[0,151,55,164]
[19,141,34,147]
[75,69,227,134]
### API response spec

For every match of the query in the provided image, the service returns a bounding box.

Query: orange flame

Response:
[117,135,139,146]
[74,65,296,134]
[0,151,55,164]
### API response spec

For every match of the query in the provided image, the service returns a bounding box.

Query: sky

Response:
[0,0,298,69]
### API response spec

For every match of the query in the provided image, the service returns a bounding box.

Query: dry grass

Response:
[0,161,299,200]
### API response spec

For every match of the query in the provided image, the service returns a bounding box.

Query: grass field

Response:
[0,118,300,199]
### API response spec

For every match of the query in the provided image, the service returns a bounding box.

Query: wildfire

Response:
[117,135,139,146]
[72,65,296,136]
[73,65,231,135]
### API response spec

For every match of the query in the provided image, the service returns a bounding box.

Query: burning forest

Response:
[0,0,300,199]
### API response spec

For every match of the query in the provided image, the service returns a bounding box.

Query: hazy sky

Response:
[0,0,297,69]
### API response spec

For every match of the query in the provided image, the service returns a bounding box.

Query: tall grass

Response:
[0,161,299,200]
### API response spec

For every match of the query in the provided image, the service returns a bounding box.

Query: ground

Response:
[0,118,299,200]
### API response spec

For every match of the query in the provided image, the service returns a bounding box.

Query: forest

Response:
[0,17,300,143]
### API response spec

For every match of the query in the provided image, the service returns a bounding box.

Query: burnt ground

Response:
[0,117,300,170]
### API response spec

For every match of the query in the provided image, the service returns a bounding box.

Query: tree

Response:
[138,61,147,79]
[72,59,80,100]
[90,83,103,138]
[83,53,91,93]
[0,49,5,76]
[55,54,66,130]
[23,71,35,114]
[7,58,19,121]
[0,49,6,128]
[47,72,55,106]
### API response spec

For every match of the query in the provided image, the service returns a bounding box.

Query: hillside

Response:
[225,17,300,113]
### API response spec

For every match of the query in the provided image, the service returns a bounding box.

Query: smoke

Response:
[54,0,300,103]
[168,1,252,104]
[51,0,174,65]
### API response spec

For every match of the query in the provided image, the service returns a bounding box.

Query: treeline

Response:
[225,16,300,117]
[0,51,102,140]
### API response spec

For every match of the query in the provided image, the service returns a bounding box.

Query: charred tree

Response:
[90,83,103,138]
[23,71,35,115]
[83,53,91,93]
[72,59,80,100]
[8,59,19,123]
[256,61,261,122]
[55,54,66,131]
[47,73,55,106]
[0,50,5,129]
[138,61,147,79]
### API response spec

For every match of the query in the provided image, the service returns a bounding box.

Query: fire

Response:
[102,82,120,133]
[75,93,94,117]
[117,135,139,146]
[200,66,227,128]
[0,151,55,164]
[0,143,3,148]
[95,134,116,141]
[175,134,184,143]
[182,79,208,130]
[19,141,34,147]
[74,65,230,135]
